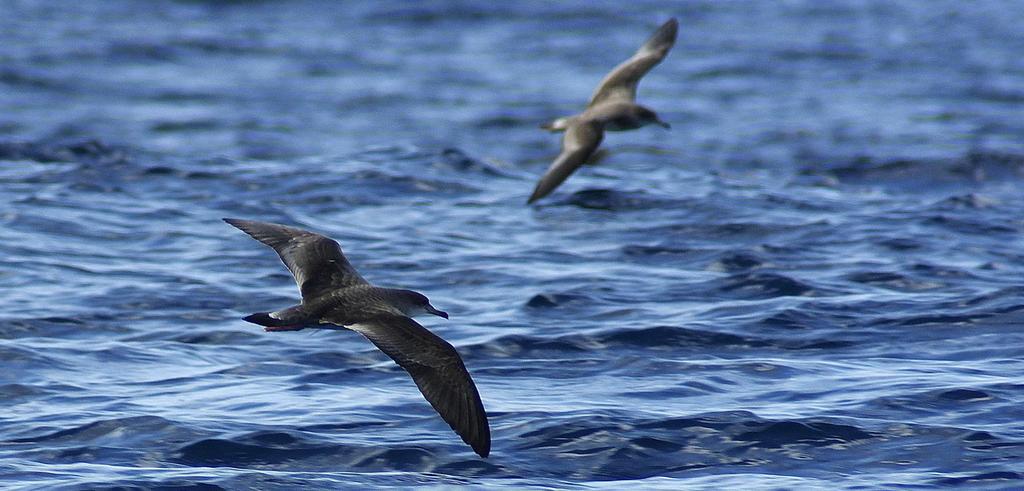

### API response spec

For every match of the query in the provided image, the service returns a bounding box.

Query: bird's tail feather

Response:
[243,312,293,327]
[243,305,311,331]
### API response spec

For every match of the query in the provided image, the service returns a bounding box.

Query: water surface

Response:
[2,1,1024,489]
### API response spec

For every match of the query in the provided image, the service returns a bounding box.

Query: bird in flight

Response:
[224,218,490,457]
[530,18,678,204]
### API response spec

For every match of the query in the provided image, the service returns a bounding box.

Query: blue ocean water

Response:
[2,0,1024,489]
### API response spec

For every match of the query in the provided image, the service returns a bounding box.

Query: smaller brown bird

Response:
[224,218,490,457]
[530,18,678,204]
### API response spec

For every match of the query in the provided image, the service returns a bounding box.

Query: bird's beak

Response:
[656,119,671,129]
[425,304,449,319]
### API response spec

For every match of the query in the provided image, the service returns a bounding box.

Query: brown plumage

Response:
[224,218,490,458]
[531,18,677,203]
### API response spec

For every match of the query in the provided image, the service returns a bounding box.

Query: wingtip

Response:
[223,218,262,237]
[649,17,678,47]
[470,419,491,458]
[242,312,274,327]
[528,178,555,204]
[527,190,545,205]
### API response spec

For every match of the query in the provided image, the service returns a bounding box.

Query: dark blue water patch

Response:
[174,432,347,468]
[908,261,980,281]
[595,325,769,350]
[474,112,544,130]
[105,40,179,63]
[555,189,685,211]
[173,430,503,476]
[868,385,1011,414]
[933,192,1000,211]
[523,292,591,309]
[288,350,386,370]
[876,236,925,251]
[497,409,1023,481]
[714,272,820,298]
[962,430,1024,452]
[466,325,855,360]
[756,308,825,331]
[870,311,993,329]
[297,421,392,434]
[620,243,704,261]
[149,119,227,134]
[0,139,203,195]
[0,316,93,340]
[959,287,1024,313]
[708,250,766,272]
[843,270,945,292]
[627,219,831,248]
[0,139,127,166]
[0,68,74,91]
[218,156,493,210]
[0,344,74,371]
[7,415,203,449]
[800,150,1024,188]
[922,213,1020,235]
[935,471,1024,487]
[433,147,514,177]
[468,333,593,358]
[291,364,404,385]
[76,483,226,491]
[168,330,262,346]
[939,388,991,402]
[0,383,50,401]
[731,421,876,449]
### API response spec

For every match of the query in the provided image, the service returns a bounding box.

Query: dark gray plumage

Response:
[531,18,677,203]
[224,218,490,458]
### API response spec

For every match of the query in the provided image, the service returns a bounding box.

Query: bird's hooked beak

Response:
[425,304,449,319]
[656,118,671,129]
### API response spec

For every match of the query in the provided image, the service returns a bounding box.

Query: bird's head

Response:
[392,289,449,319]
[637,106,670,129]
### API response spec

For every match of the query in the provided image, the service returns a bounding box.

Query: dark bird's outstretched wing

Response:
[528,120,604,204]
[348,316,490,458]
[224,218,367,300]
[588,18,678,107]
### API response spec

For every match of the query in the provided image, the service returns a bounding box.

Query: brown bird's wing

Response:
[587,18,678,107]
[224,218,368,300]
[348,316,491,457]
[528,120,604,204]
